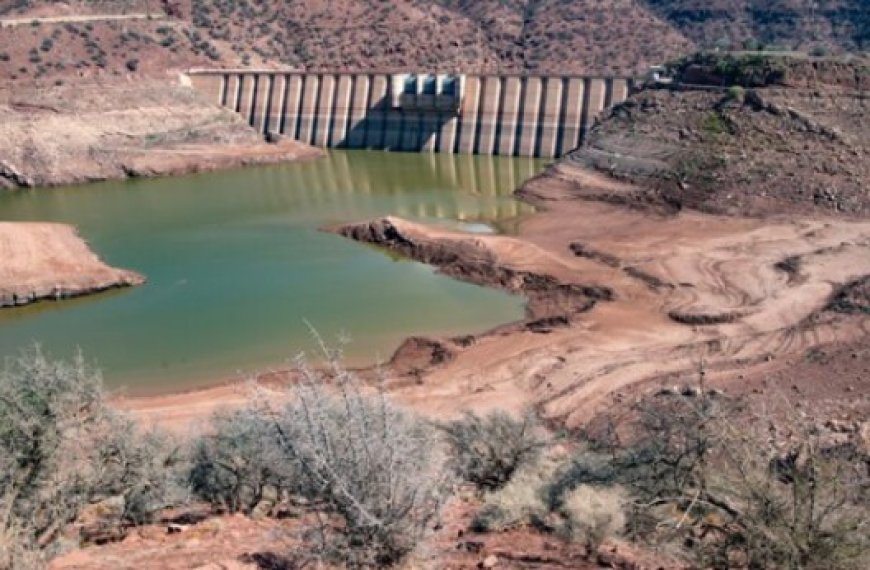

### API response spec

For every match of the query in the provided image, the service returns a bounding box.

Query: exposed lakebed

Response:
[0,151,543,392]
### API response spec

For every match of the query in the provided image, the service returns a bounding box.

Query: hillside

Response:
[567,54,870,218]
[1,0,867,88]
[645,0,869,53]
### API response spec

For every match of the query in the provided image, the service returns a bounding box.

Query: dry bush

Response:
[192,339,450,568]
[188,406,296,515]
[699,407,869,569]
[0,346,179,569]
[567,380,870,569]
[439,410,548,491]
[270,350,449,568]
[471,455,559,532]
[560,484,627,549]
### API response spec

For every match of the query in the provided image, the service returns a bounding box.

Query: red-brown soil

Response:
[572,57,869,218]
[0,81,322,188]
[0,221,144,307]
[2,0,866,89]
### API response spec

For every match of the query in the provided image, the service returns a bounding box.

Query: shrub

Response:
[470,454,559,533]
[193,344,448,567]
[188,406,296,515]
[573,384,870,569]
[560,485,627,549]
[439,410,548,491]
[726,85,746,104]
[125,58,139,72]
[270,351,448,567]
[0,347,178,567]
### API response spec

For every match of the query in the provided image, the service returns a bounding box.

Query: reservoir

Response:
[0,151,543,392]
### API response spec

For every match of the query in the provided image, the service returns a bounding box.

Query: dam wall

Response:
[187,71,635,158]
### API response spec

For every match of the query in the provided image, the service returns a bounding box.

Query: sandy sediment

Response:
[0,81,323,189]
[0,222,145,308]
[122,160,870,433]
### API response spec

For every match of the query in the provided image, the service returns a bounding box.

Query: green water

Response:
[0,151,543,392]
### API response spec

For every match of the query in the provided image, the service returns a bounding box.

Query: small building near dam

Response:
[185,70,635,158]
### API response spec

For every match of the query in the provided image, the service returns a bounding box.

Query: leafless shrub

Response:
[268,347,450,567]
[0,347,178,568]
[698,405,869,569]
[439,410,548,491]
[192,337,450,567]
[570,376,869,569]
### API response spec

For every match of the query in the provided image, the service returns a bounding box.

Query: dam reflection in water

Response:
[238,150,539,223]
[0,151,544,392]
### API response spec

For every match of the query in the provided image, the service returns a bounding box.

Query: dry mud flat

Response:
[125,160,870,434]
[335,164,870,429]
[0,222,144,307]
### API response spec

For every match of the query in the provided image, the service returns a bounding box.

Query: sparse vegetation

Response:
[189,343,449,567]
[440,410,548,491]
[0,347,179,569]
[547,381,870,568]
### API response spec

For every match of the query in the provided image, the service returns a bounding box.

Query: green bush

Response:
[188,406,295,514]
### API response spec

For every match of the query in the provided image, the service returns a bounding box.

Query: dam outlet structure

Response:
[186,71,635,158]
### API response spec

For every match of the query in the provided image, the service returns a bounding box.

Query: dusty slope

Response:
[572,55,870,217]
[2,0,867,88]
[0,222,144,307]
[0,80,322,188]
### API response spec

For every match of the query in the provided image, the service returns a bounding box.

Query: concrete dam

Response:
[186,71,635,158]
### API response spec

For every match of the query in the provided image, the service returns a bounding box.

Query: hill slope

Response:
[2,0,867,87]
[645,0,869,52]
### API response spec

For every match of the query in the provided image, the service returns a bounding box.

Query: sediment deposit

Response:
[0,81,322,189]
[0,222,144,308]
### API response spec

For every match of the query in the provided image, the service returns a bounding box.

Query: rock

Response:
[480,554,499,568]
[857,422,870,455]
[264,131,286,144]
[824,419,855,433]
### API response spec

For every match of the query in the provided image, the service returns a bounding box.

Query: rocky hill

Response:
[561,54,870,218]
[1,0,867,87]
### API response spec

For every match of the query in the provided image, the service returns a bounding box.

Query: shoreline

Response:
[0,80,324,190]
[119,162,870,431]
[0,222,146,309]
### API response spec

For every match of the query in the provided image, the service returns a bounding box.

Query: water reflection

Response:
[0,151,545,391]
